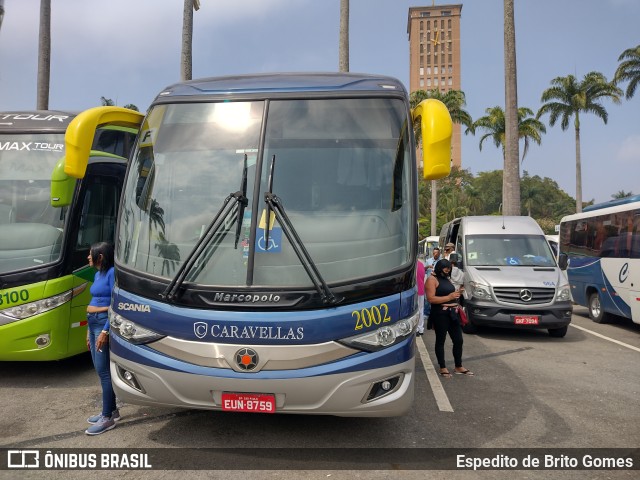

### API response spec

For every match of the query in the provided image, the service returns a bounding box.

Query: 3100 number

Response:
[0,289,29,306]
[352,303,392,330]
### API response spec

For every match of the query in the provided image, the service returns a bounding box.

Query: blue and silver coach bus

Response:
[59,73,452,416]
[560,195,640,324]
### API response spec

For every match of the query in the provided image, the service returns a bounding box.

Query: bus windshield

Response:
[0,132,66,274]
[117,97,412,287]
[465,234,556,267]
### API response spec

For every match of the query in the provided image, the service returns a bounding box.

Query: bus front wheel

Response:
[588,292,609,324]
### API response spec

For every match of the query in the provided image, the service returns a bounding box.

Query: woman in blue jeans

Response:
[85,242,118,435]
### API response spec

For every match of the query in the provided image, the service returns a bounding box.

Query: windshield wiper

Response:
[263,155,341,306]
[234,154,249,248]
[161,157,249,302]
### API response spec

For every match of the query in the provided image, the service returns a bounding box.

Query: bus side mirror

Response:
[558,254,568,270]
[411,99,452,181]
[51,156,76,207]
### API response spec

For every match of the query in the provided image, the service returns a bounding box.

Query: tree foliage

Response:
[100,97,139,111]
[614,44,640,100]
[417,168,575,235]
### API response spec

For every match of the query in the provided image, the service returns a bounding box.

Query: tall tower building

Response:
[408,4,463,168]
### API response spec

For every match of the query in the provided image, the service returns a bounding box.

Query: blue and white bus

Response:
[560,196,640,324]
[59,73,452,416]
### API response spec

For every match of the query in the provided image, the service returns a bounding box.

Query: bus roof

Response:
[154,72,407,101]
[561,199,640,223]
[0,111,77,133]
[582,194,640,212]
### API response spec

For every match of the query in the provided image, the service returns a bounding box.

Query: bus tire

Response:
[548,326,568,338]
[588,292,609,324]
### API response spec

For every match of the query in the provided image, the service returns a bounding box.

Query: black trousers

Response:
[432,308,464,369]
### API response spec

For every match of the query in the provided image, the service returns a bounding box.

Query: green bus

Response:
[0,110,140,360]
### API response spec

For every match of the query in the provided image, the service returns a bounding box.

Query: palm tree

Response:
[100,97,139,111]
[537,72,623,213]
[614,45,640,100]
[181,0,200,81]
[37,0,51,110]
[503,0,519,216]
[146,199,166,270]
[611,190,633,199]
[520,180,541,217]
[156,233,181,276]
[339,0,349,72]
[473,106,546,162]
[0,0,5,33]
[410,89,472,236]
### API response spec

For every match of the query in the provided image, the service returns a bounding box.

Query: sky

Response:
[0,0,638,205]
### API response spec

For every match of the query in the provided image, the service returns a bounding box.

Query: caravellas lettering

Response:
[195,322,304,340]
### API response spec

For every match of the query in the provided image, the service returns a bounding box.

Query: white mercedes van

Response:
[439,216,572,337]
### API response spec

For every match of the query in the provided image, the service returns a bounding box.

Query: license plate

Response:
[221,392,276,413]
[514,315,539,325]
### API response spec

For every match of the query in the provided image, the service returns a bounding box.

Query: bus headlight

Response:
[109,309,164,345]
[339,312,418,352]
[470,281,493,300]
[0,288,77,321]
[556,286,571,302]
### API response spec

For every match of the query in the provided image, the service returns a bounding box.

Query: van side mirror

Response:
[558,254,568,270]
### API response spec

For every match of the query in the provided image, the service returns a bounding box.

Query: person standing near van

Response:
[85,242,119,435]
[426,259,474,378]
[426,247,441,276]
[443,243,455,260]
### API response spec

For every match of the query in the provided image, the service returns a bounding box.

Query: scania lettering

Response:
[117,303,151,312]
[0,110,139,360]
[61,73,452,416]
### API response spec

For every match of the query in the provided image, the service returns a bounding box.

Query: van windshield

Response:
[464,234,556,267]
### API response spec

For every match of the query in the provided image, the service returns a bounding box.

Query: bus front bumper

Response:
[109,335,416,417]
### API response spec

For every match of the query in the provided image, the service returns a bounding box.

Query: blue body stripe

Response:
[112,287,417,345]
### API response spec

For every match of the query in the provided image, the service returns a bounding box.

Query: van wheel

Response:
[462,322,477,334]
[548,326,568,338]
[588,292,609,324]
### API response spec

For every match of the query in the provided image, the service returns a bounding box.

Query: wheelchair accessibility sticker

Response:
[256,227,282,253]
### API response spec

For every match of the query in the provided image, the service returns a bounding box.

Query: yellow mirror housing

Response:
[412,99,452,180]
[64,107,144,179]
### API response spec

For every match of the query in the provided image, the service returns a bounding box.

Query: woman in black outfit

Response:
[425,259,474,378]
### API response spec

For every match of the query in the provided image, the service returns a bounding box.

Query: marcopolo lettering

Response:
[117,302,151,312]
[213,292,281,303]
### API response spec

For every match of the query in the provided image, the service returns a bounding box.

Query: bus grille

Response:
[493,287,555,305]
